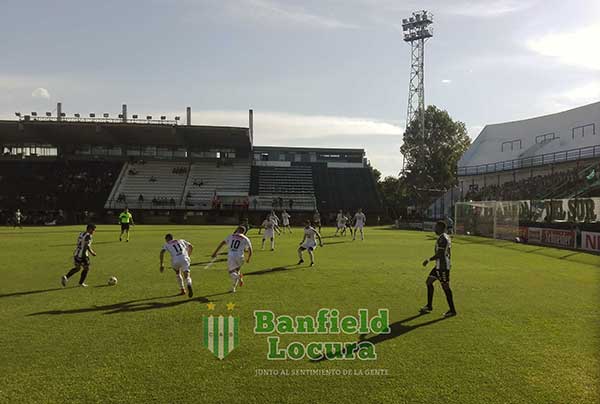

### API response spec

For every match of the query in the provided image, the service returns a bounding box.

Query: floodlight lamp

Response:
[160,116,166,120]
[31,112,37,116]
[90,113,96,118]
[132,114,138,119]
[103,113,109,118]
[147,116,152,120]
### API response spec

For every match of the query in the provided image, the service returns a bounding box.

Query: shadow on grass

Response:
[452,236,598,266]
[0,287,67,299]
[49,241,120,247]
[323,240,350,246]
[311,313,448,363]
[358,313,448,345]
[246,264,299,276]
[28,294,211,316]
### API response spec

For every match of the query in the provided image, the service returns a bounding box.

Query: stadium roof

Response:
[459,101,600,170]
[253,145,365,154]
[0,120,251,149]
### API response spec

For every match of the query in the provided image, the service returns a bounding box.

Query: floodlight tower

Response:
[402,10,433,167]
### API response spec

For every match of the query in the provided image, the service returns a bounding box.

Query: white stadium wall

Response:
[459,102,599,169]
[458,101,600,190]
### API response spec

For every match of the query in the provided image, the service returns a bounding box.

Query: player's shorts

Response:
[263,229,275,238]
[337,222,345,229]
[120,223,130,231]
[73,256,90,267]
[172,258,191,273]
[428,268,450,283]
[354,224,364,229]
[301,240,317,251]
[283,221,290,227]
[227,255,244,271]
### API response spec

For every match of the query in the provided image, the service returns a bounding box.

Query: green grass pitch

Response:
[0,225,598,404]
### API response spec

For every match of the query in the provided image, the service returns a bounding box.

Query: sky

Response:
[1,0,599,176]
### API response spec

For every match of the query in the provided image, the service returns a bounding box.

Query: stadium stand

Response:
[0,159,121,224]
[182,160,250,209]
[0,160,121,211]
[464,162,600,201]
[425,102,600,219]
[0,107,383,224]
[251,165,316,211]
[458,102,600,192]
[106,160,190,209]
[312,165,381,213]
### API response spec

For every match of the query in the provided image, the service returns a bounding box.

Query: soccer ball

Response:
[108,276,118,286]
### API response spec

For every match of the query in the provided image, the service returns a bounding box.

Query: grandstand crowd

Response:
[0,161,120,211]
[465,164,600,201]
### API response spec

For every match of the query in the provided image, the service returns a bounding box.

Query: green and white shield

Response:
[203,315,239,360]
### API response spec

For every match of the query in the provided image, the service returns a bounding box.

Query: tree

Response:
[400,105,470,210]
[379,176,407,219]
[370,167,382,184]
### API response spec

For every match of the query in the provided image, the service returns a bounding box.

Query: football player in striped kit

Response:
[61,224,97,287]
[420,221,457,317]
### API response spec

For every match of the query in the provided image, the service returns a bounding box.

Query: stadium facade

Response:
[0,106,382,225]
[424,101,600,254]
[426,102,600,219]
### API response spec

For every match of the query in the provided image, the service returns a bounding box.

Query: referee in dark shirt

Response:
[420,221,457,317]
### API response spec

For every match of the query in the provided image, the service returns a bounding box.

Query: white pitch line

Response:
[204,256,218,269]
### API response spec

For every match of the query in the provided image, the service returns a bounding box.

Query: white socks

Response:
[229,270,240,286]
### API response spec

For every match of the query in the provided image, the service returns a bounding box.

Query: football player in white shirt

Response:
[14,209,23,229]
[281,209,292,234]
[211,226,253,293]
[269,210,282,235]
[334,210,345,236]
[159,234,194,297]
[353,208,366,241]
[261,216,277,251]
[297,220,323,267]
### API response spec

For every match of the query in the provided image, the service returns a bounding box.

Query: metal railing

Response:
[458,145,600,176]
